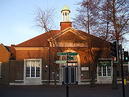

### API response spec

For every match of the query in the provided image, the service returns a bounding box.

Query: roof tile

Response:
[16,30,60,47]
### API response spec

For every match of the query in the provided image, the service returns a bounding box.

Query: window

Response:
[98,66,102,76]
[103,66,106,76]
[25,59,41,78]
[98,66,111,77]
[107,66,111,76]
[65,12,67,16]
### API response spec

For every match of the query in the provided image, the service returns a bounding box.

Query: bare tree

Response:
[100,0,129,42]
[35,8,55,32]
[102,0,129,89]
[74,0,129,42]
[35,8,60,85]
[74,0,129,87]
[73,0,100,34]
[74,0,101,86]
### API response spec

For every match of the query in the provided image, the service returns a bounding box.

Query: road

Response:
[0,85,129,97]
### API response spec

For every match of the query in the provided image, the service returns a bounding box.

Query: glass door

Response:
[62,66,77,84]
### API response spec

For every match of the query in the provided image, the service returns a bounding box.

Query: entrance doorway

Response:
[62,66,78,84]
[59,51,80,84]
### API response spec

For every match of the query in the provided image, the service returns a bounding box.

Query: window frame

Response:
[98,65,111,77]
[24,59,41,78]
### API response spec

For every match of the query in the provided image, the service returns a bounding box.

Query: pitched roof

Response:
[15,28,109,47]
[0,44,10,62]
[0,44,11,52]
[77,30,108,42]
[77,30,110,47]
[16,30,60,47]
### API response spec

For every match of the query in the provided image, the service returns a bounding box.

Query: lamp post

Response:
[66,53,69,97]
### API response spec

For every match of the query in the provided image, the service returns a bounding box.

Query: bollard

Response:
[124,79,127,85]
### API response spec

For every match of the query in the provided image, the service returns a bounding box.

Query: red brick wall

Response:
[15,48,49,60]
[60,22,72,30]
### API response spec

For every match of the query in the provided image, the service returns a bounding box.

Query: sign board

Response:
[114,61,119,64]
[68,56,74,60]
[57,52,78,56]
[57,52,68,56]
[55,60,67,64]
[68,52,78,56]
[123,62,128,64]
[81,67,89,71]
[98,60,111,66]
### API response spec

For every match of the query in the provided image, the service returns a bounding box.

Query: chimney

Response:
[60,22,72,30]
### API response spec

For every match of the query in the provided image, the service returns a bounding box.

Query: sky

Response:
[0,0,81,45]
[0,0,129,51]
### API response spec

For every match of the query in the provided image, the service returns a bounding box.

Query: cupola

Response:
[60,6,72,30]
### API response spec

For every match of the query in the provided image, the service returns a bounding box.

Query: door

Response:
[62,66,78,84]
[24,59,42,85]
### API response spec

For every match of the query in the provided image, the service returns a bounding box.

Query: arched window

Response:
[65,12,67,16]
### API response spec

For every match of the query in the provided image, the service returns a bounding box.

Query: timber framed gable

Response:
[48,27,87,41]
[48,27,89,47]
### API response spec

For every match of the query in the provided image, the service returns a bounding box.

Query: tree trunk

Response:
[112,63,118,89]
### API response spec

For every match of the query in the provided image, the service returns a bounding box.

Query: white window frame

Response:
[98,65,111,77]
[24,59,42,78]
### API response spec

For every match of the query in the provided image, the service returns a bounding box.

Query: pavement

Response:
[0,84,129,97]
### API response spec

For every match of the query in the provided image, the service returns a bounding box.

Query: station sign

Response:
[57,52,78,56]
[56,52,78,64]
[55,60,67,64]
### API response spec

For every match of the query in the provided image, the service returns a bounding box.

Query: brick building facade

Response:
[0,6,113,85]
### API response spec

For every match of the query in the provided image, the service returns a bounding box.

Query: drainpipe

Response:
[48,47,51,84]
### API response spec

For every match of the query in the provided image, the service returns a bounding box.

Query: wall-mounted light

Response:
[45,65,48,68]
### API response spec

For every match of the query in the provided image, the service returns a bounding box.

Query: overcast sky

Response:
[0,0,129,51]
